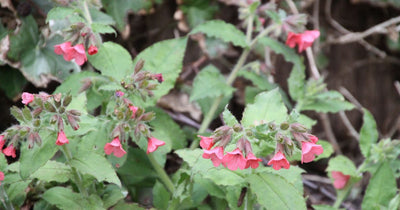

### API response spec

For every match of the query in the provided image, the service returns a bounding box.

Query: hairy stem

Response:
[82,0,93,25]
[60,145,88,197]
[0,185,14,210]
[147,153,174,193]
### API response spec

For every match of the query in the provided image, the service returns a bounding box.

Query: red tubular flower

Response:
[3,144,16,158]
[71,44,87,66]
[104,137,126,158]
[56,131,69,146]
[21,92,35,105]
[202,146,224,167]
[153,73,164,83]
[88,45,98,55]
[286,30,320,53]
[301,141,323,163]
[147,137,165,154]
[267,151,290,170]
[54,42,74,61]
[0,171,4,185]
[331,171,351,189]
[308,135,319,143]
[198,135,214,150]
[129,105,138,118]
[115,91,125,97]
[222,148,247,170]
[245,152,262,169]
[0,135,5,151]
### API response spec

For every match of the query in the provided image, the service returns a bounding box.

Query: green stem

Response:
[189,24,278,149]
[60,145,88,197]
[82,0,93,25]
[333,184,353,208]
[0,185,14,210]
[147,153,174,194]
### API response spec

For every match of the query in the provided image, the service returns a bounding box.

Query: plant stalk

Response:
[147,152,174,194]
[82,0,93,25]
[0,185,14,210]
[61,144,88,197]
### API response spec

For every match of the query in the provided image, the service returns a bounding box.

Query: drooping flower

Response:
[3,144,16,158]
[104,137,126,158]
[308,135,319,143]
[267,151,290,170]
[286,30,320,53]
[147,137,165,154]
[153,73,164,83]
[115,91,125,97]
[54,42,74,61]
[21,92,35,105]
[88,45,98,55]
[331,171,351,189]
[71,44,87,65]
[198,135,214,150]
[245,152,262,169]
[301,141,323,163]
[222,148,247,170]
[56,131,69,146]
[0,171,4,185]
[203,146,224,167]
[129,105,138,118]
[0,135,5,151]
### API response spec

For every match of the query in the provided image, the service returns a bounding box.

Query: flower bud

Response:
[245,129,253,137]
[50,115,58,124]
[67,114,79,130]
[275,133,285,144]
[233,124,243,132]
[44,102,56,112]
[146,84,158,90]
[32,108,42,118]
[57,117,64,131]
[58,107,65,114]
[33,119,41,127]
[280,122,289,130]
[135,72,146,82]
[19,126,30,137]
[140,112,155,121]
[68,110,81,116]
[134,59,145,74]
[79,79,92,93]
[290,123,307,133]
[62,94,72,107]
[33,132,42,146]
[268,122,276,131]
[53,93,62,103]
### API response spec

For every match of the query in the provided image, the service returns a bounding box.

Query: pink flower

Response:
[21,92,35,105]
[115,91,125,97]
[71,44,87,66]
[0,135,5,151]
[147,137,165,154]
[308,135,318,143]
[331,171,351,189]
[245,152,262,169]
[0,171,4,185]
[129,105,138,118]
[198,135,214,150]
[267,151,290,170]
[56,131,69,146]
[3,144,16,158]
[54,42,74,61]
[104,137,126,158]
[153,73,164,83]
[301,141,323,163]
[222,148,247,170]
[286,30,320,53]
[202,146,224,167]
[88,45,98,55]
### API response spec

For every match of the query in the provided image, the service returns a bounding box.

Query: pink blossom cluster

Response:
[200,136,261,170]
[21,92,35,105]
[0,135,16,158]
[286,30,320,53]
[267,135,323,170]
[54,42,98,66]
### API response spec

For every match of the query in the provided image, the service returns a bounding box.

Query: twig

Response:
[320,113,342,154]
[395,81,400,96]
[338,87,363,111]
[164,109,212,133]
[339,111,360,140]
[302,174,332,184]
[383,115,400,139]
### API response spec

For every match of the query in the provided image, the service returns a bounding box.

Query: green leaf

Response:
[248,173,307,210]
[149,108,187,150]
[19,131,58,179]
[42,187,96,210]
[388,193,400,210]
[300,91,354,113]
[314,140,334,161]
[5,178,30,206]
[153,180,170,209]
[71,151,121,186]
[7,16,38,62]
[175,149,214,174]
[91,23,116,35]
[222,106,239,127]
[132,38,187,106]
[54,71,99,96]
[0,154,7,171]
[237,69,276,90]
[190,20,247,48]
[312,205,345,210]
[0,66,27,99]
[30,161,72,183]
[359,109,378,158]
[257,166,305,193]
[90,8,115,25]
[180,0,218,28]
[362,162,397,210]
[46,7,77,23]
[241,88,288,127]
[190,65,235,101]
[89,42,133,81]
[258,37,305,101]
[326,155,357,177]
[203,168,245,186]
[102,185,125,208]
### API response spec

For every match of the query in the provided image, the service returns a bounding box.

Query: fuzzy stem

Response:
[147,152,174,193]
[0,185,13,210]
[60,144,88,197]
[82,0,93,25]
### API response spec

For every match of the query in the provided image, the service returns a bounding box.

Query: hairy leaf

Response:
[359,109,378,158]
[326,155,357,177]
[300,91,354,113]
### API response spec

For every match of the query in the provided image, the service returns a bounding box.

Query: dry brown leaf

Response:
[158,91,202,121]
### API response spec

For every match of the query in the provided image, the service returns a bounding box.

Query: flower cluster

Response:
[200,131,262,171]
[54,42,98,66]
[286,30,320,53]
[0,135,16,158]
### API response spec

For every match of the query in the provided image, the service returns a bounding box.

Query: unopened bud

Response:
[33,119,41,127]
[268,122,276,131]
[68,110,81,116]
[57,116,64,131]
[147,84,158,90]
[140,112,155,121]
[53,93,62,103]
[32,108,42,117]
[50,115,58,124]
[44,101,56,112]
[117,111,124,120]
[275,133,285,144]
[290,123,307,133]
[134,59,145,73]
[67,114,79,130]
[33,132,42,146]
[134,72,146,82]
[63,94,72,107]
[59,107,65,114]
[245,129,253,137]
[233,124,243,132]
[79,79,92,93]
[19,126,30,137]
[111,126,121,138]
[280,122,289,130]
